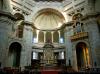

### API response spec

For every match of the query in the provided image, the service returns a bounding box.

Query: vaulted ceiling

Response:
[34,0,64,2]
[33,8,65,30]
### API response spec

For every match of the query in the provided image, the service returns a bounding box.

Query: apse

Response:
[34,0,64,2]
[33,8,65,30]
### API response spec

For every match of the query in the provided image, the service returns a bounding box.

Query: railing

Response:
[70,32,88,41]
[33,43,65,48]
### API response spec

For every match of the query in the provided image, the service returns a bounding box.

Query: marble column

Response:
[72,49,78,71]
[36,30,39,43]
[51,32,54,43]
[58,31,61,43]
[83,47,87,67]
[43,31,46,43]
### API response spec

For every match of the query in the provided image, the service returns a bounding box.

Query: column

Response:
[83,47,87,67]
[72,49,78,71]
[58,31,61,43]
[85,47,90,67]
[43,31,46,43]
[51,31,54,43]
[36,30,39,43]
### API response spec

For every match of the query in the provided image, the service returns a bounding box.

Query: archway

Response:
[8,42,22,67]
[76,42,90,70]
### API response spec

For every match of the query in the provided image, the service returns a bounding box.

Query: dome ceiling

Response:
[33,8,65,30]
[34,0,64,2]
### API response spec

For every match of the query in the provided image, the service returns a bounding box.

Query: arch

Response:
[33,8,65,30]
[14,13,24,20]
[74,40,90,49]
[39,31,44,43]
[76,42,90,70]
[33,8,65,21]
[8,42,22,67]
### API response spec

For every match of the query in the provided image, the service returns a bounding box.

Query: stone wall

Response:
[22,25,33,66]
[83,17,100,67]
[0,13,15,67]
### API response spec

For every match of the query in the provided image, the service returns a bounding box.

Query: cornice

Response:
[23,21,37,29]
[81,12,100,21]
[0,11,16,20]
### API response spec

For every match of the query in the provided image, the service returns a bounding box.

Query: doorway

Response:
[76,42,90,70]
[8,42,22,67]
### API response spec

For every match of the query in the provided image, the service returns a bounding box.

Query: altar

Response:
[42,43,55,67]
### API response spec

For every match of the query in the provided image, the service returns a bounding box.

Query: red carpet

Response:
[40,66,62,74]
[41,70,58,74]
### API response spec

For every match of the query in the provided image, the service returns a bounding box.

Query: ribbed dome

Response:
[34,0,64,2]
[33,8,65,30]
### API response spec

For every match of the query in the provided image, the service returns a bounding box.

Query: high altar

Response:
[43,43,55,66]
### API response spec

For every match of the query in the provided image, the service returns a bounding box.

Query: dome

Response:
[33,8,65,30]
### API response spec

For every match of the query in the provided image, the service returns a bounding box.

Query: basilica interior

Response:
[0,0,100,74]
